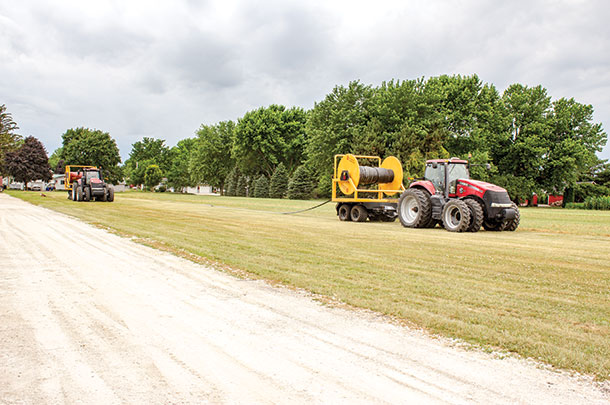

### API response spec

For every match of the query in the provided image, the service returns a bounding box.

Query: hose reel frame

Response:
[334,154,404,199]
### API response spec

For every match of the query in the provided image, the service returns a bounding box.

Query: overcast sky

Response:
[1,0,609,161]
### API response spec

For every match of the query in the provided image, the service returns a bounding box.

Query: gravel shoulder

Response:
[0,193,608,404]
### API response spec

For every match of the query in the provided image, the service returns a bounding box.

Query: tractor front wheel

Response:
[464,199,484,232]
[76,186,83,202]
[84,187,91,202]
[483,220,504,231]
[398,189,432,228]
[338,204,351,221]
[107,187,115,202]
[350,205,368,222]
[503,203,520,231]
[442,199,471,232]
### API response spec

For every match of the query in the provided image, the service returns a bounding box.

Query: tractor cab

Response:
[424,158,469,197]
[83,169,101,182]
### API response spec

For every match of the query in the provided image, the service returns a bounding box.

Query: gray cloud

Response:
[1,0,609,160]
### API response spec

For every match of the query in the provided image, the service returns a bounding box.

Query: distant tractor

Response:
[399,158,519,232]
[65,165,114,202]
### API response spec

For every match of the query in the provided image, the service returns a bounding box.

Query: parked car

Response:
[9,182,24,190]
[28,181,45,191]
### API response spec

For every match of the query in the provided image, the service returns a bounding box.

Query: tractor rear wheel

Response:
[350,205,368,222]
[464,199,484,232]
[503,203,520,231]
[442,199,471,232]
[76,186,83,202]
[398,189,432,228]
[107,187,115,202]
[84,187,91,202]
[338,204,351,221]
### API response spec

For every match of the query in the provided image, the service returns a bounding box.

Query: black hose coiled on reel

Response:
[358,166,395,185]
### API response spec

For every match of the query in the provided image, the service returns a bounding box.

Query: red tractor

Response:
[66,165,114,202]
[398,158,519,232]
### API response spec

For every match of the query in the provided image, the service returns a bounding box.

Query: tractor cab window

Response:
[85,171,100,181]
[424,163,445,193]
[447,163,469,193]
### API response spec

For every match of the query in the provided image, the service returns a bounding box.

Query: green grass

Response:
[7,190,610,379]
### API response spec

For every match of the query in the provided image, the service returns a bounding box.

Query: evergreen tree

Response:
[0,104,22,176]
[253,175,270,198]
[236,175,248,197]
[287,165,314,200]
[269,162,289,199]
[225,166,239,196]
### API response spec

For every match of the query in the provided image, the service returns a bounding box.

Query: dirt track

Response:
[0,193,608,404]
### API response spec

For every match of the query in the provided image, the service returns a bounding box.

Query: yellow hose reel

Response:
[336,154,403,196]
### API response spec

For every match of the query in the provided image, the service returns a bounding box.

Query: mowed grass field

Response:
[7,190,610,379]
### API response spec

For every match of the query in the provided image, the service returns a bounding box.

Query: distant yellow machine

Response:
[64,165,97,193]
[332,154,405,222]
[65,165,114,202]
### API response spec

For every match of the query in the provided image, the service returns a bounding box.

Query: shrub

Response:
[564,202,585,209]
[253,175,269,198]
[584,195,610,210]
[565,196,610,210]
[287,165,314,200]
[269,163,289,199]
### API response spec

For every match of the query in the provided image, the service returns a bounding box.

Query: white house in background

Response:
[185,185,214,195]
[53,173,66,190]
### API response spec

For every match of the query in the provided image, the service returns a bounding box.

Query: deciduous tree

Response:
[124,137,171,186]
[233,105,306,177]
[167,138,197,192]
[4,136,51,188]
[190,121,235,195]
[144,164,162,191]
[60,127,122,183]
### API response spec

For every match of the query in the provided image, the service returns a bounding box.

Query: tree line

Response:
[2,74,609,202]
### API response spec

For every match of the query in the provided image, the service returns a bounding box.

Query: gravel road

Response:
[0,193,608,404]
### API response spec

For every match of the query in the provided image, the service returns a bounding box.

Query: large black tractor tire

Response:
[380,214,397,222]
[398,189,432,228]
[442,199,471,232]
[107,186,115,202]
[464,199,484,232]
[503,203,520,231]
[483,220,504,231]
[338,204,351,221]
[350,205,368,222]
[76,186,83,202]
[101,188,108,202]
[84,187,91,202]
